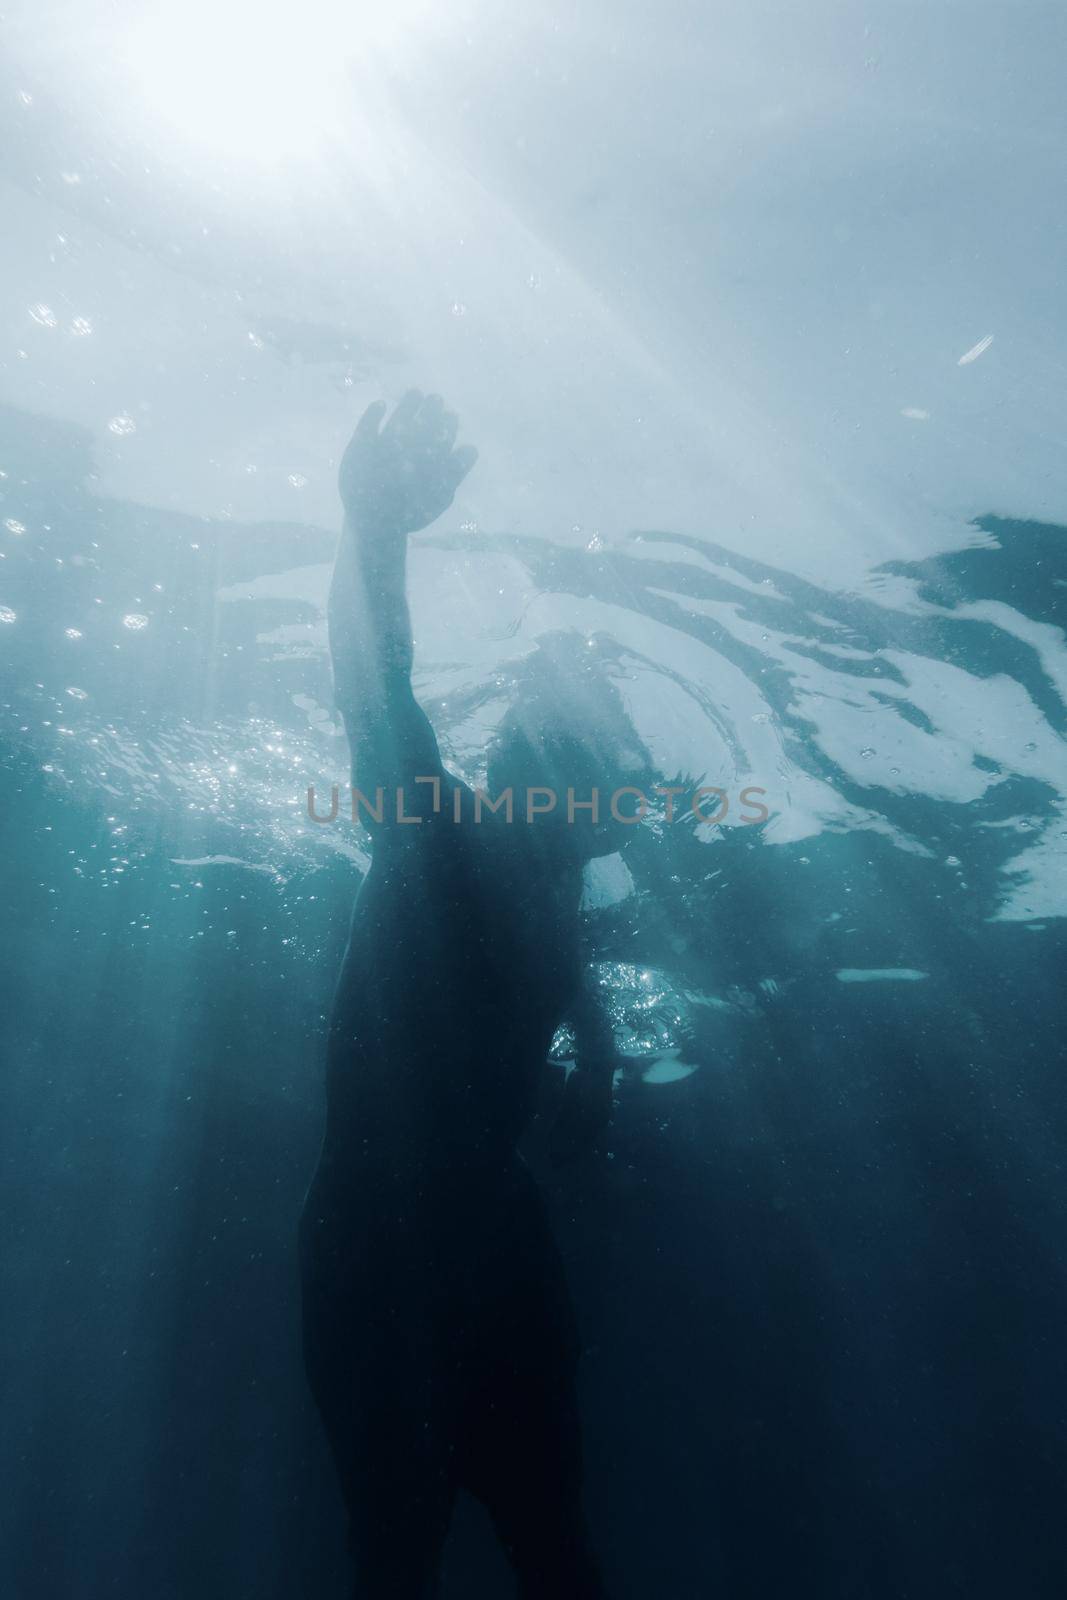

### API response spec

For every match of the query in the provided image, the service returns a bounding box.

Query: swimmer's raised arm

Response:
[329,391,477,807]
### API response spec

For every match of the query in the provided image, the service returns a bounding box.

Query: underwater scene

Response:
[2,4,1066,1597]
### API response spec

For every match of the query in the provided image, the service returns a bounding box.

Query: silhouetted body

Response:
[300,394,615,1597]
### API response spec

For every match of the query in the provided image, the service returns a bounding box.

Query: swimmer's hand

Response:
[549,1065,614,1168]
[339,390,478,538]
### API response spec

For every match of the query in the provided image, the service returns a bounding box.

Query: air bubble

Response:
[108,414,137,437]
[122,613,149,631]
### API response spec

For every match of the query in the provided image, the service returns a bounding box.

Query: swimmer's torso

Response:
[312,806,582,1196]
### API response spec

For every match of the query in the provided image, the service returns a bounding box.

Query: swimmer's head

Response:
[485,634,652,861]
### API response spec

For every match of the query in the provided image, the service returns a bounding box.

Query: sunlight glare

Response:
[124,0,402,163]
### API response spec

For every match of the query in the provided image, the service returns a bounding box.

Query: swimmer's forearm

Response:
[341,510,408,583]
[330,517,413,695]
[329,516,442,787]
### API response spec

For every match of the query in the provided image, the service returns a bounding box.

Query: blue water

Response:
[3,5,1067,1596]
